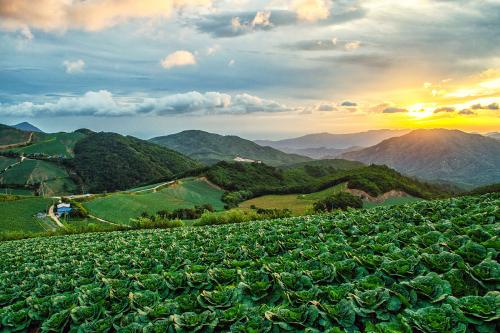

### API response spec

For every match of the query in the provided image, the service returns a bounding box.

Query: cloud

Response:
[316,104,337,111]
[0,0,212,32]
[285,39,362,51]
[228,59,235,67]
[470,102,499,110]
[161,51,196,69]
[344,41,361,51]
[313,54,391,68]
[383,107,408,113]
[433,106,455,113]
[0,90,295,117]
[63,59,85,74]
[292,0,330,22]
[458,109,476,115]
[194,5,365,38]
[341,101,357,107]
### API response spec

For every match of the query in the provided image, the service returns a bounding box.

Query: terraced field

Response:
[0,194,498,332]
[0,196,56,233]
[10,132,86,158]
[83,178,225,224]
[0,159,77,195]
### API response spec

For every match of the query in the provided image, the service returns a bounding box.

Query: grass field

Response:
[11,132,86,158]
[0,196,56,232]
[83,178,225,224]
[240,183,423,214]
[0,159,77,195]
[0,156,18,170]
[0,188,34,195]
[239,183,347,215]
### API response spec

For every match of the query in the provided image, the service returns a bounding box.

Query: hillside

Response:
[342,129,500,188]
[12,122,44,133]
[255,129,409,158]
[71,132,201,192]
[1,193,497,332]
[198,160,447,207]
[150,130,311,166]
[0,124,31,146]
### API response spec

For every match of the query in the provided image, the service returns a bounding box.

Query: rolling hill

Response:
[254,129,409,158]
[0,124,32,146]
[150,130,311,166]
[341,129,500,188]
[71,132,201,192]
[194,160,448,208]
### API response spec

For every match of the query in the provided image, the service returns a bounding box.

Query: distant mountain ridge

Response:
[150,130,311,166]
[254,129,409,158]
[341,129,500,188]
[12,122,44,133]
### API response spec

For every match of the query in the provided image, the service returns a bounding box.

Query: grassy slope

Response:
[83,178,225,224]
[0,159,77,195]
[0,156,18,170]
[11,132,86,158]
[0,124,30,145]
[239,183,347,214]
[0,196,55,232]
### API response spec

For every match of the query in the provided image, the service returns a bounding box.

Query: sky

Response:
[0,0,499,139]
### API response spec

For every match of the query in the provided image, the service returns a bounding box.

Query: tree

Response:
[313,192,363,212]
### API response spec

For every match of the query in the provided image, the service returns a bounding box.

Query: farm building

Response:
[56,203,72,216]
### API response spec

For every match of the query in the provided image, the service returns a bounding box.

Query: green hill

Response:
[150,130,311,166]
[0,156,78,196]
[83,178,225,224]
[196,160,447,207]
[11,131,87,158]
[0,124,31,146]
[71,132,201,193]
[1,193,497,332]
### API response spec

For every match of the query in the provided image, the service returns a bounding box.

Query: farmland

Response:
[11,132,87,158]
[0,196,56,233]
[0,193,498,332]
[83,178,225,224]
[239,183,421,214]
[0,159,77,196]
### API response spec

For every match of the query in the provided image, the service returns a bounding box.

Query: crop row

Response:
[0,193,499,332]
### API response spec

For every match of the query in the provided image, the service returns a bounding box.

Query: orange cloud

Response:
[0,0,212,32]
[292,0,330,22]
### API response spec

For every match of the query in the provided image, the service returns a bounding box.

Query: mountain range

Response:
[254,129,409,158]
[150,130,311,166]
[341,129,500,188]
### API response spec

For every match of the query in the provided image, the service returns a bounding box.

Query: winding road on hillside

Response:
[0,132,34,150]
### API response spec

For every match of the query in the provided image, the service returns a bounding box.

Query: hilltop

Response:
[71,132,202,192]
[342,129,500,188]
[150,130,311,166]
[12,122,44,133]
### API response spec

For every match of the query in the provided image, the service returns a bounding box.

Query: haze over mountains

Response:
[254,129,410,158]
[341,129,500,188]
[150,130,311,166]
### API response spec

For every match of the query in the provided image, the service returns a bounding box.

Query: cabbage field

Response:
[0,193,499,332]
